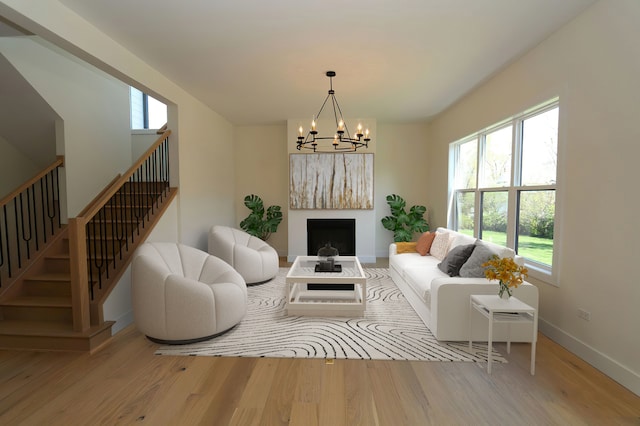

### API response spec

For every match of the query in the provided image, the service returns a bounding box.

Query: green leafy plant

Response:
[239,194,283,241]
[381,194,429,242]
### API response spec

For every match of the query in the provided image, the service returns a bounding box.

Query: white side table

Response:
[469,294,538,375]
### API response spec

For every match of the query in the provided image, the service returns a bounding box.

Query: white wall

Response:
[131,131,160,160]
[0,135,40,198]
[0,0,236,252]
[176,103,235,250]
[375,122,430,256]
[0,37,131,218]
[233,124,289,255]
[427,0,640,394]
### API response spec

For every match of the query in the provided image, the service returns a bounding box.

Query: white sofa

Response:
[389,227,539,342]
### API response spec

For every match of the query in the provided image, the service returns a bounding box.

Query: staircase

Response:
[0,226,114,351]
[0,130,176,351]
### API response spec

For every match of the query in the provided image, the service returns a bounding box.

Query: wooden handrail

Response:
[76,129,171,223]
[0,155,64,208]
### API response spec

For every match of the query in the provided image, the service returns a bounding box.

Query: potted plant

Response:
[381,194,429,242]
[239,194,282,241]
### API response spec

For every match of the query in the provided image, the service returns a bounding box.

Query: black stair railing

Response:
[68,130,171,331]
[86,134,170,297]
[0,156,64,289]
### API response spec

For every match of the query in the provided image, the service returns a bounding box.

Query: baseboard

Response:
[539,318,639,396]
[110,310,134,335]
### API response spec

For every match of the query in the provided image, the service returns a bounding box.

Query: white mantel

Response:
[286,119,377,263]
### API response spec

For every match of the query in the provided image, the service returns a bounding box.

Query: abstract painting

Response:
[289,153,374,209]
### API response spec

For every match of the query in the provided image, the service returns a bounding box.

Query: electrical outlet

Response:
[578,308,591,321]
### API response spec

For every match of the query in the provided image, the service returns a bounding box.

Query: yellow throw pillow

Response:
[396,242,418,254]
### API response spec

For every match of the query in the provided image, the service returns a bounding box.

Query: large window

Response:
[450,99,559,282]
[130,87,167,130]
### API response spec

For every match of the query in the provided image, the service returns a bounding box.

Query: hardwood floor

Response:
[1,324,639,425]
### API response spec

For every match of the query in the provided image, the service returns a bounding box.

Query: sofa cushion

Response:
[436,227,516,259]
[437,243,476,276]
[447,232,476,251]
[396,242,418,253]
[459,239,497,278]
[430,232,450,260]
[404,261,447,303]
[416,232,436,256]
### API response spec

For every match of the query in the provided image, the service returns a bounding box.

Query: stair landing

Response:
[0,320,114,352]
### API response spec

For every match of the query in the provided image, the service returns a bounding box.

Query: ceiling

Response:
[57,0,596,125]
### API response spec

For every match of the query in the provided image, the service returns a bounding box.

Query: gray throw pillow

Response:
[437,243,476,277]
[459,239,497,278]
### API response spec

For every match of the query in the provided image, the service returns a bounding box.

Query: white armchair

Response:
[208,225,279,285]
[132,242,247,344]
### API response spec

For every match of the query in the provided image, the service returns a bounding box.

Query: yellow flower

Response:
[482,255,528,290]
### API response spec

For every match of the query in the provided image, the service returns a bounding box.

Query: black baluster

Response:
[29,184,39,252]
[2,205,11,279]
[40,178,47,243]
[86,228,94,300]
[54,167,61,229]
[13,198,22,269]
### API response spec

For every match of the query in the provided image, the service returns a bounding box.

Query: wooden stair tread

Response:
[0,319,112,337]
[25,272,71,282]
[47,253,70,260]
[91,219,140,223]
[2,296,72,307]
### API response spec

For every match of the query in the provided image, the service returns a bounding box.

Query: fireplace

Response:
[307,219,356,256]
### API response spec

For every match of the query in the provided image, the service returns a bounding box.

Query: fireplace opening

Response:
[307,219,356,256]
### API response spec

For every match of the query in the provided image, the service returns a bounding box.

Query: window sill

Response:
[131,129,160,135]
[525,261,558,287]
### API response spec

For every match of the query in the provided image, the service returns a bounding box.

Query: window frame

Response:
[448,98,561,286]
[130,87,167,130]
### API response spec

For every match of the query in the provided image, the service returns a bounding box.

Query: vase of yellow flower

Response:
[482,255,528,299]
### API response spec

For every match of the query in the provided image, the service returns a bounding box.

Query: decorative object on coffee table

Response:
[381,194,429,242]
[482,255,529,299]
[316,242,341,272]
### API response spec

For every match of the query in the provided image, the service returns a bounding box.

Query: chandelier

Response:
[296,71,371,152]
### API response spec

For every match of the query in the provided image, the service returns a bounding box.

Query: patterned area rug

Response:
[155,268,505,363]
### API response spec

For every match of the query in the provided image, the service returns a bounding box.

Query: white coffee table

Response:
[469,294,538,375]
[285,256,366,317]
